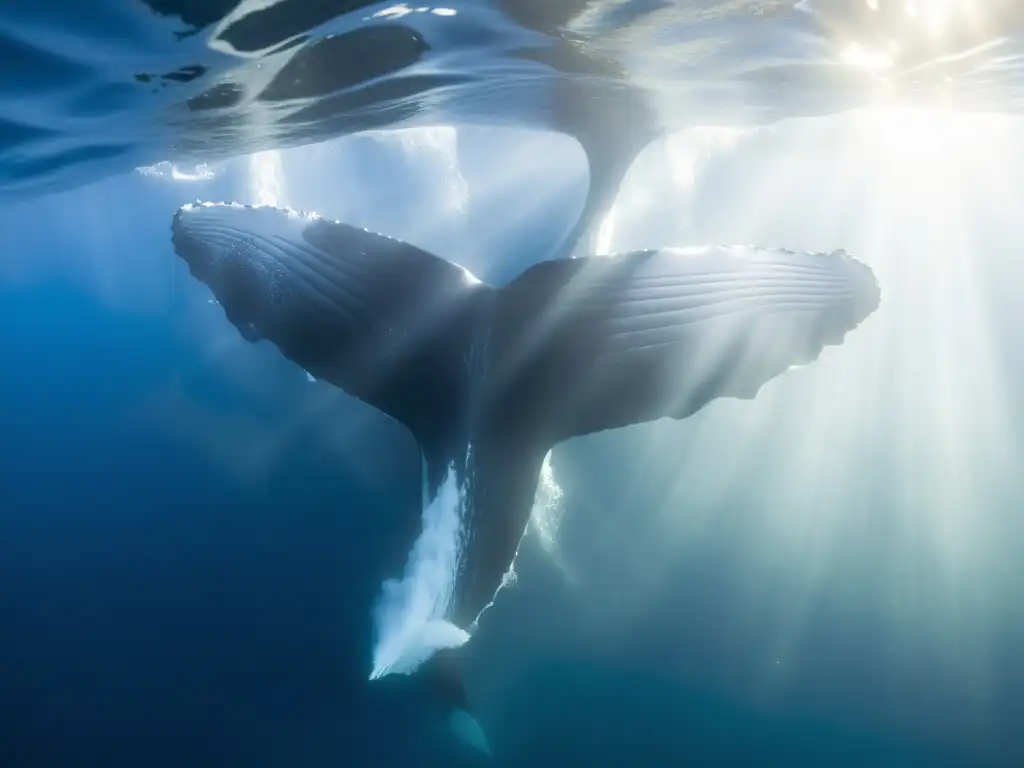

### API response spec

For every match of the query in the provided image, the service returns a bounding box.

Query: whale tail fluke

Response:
[171,204,881,757]
[172,204,879,468]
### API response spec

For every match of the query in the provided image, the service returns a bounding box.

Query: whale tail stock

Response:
[171,203,880,756]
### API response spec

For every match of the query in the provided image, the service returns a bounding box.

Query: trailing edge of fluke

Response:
[171,201,880,757]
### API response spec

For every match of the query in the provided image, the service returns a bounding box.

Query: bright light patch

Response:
[248,150,285,207]
[581,107,1020,731]
[594,205,618,256]
[902,0,975,36]
[842,43,894,73]
[856,107,1010,164]
[371,4,457,20]
[922,0,953,34]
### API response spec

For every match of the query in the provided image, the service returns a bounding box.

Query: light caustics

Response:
[585,106,1020,748]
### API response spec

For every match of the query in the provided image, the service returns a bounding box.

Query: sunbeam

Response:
[552,106,1024,757]
[139,106,1024,760]
[248,149,285,207]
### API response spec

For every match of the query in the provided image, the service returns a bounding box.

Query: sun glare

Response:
[843,0,994,78]
[248,149,285,207]
[841,42,895,73]
[856,107,1009,155]
[578,98,1022,743]
[904,0,960,34]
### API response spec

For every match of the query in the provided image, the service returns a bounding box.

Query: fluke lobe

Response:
[171,201,880,755]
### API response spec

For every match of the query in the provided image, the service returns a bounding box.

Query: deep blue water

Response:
[0,155,437,765]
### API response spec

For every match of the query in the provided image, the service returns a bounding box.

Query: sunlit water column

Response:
[248,149,285,207]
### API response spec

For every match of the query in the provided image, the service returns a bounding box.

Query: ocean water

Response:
[3,2,1024,766]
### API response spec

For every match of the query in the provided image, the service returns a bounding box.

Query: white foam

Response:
[530,450,565,556]
[369,464,470,680]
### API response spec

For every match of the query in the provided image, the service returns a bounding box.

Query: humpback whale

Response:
[170,201,880,754]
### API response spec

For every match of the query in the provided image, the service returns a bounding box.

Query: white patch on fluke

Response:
[369,463,470,680]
